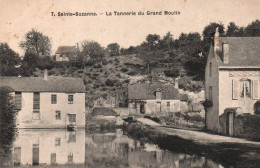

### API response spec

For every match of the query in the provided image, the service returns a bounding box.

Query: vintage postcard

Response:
[0,0,260,167]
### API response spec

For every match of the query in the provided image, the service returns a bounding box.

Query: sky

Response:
[0,0,259,55]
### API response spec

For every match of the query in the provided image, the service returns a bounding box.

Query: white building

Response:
[204,28,260,135]
[0,71,86,128]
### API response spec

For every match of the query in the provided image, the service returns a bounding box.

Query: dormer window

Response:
[156,88,162,100]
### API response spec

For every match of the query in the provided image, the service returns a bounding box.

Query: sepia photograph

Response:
[0,0,260,167]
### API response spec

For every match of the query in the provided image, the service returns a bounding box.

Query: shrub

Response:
[121,68,128,72]
[164,68,180,78]
[102,59,108,65]
[105,79,115,87]
[77,70,84,73]
[254,100,260,115]
[128,71,137,76]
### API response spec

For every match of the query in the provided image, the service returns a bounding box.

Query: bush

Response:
[105,79,116,87]
[128,71,137,76]
[164,68,180,78]
[92,107,117,116]
[102,59,108,65]
[254,100,260,115]
[121,68,129,72]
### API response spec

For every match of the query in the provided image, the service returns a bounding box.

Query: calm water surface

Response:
[1,129,223,168]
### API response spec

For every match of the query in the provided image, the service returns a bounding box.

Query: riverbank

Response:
[123,120,260,168]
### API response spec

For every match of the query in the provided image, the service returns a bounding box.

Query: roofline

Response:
[8,91,85,93]
[219,66,260,70]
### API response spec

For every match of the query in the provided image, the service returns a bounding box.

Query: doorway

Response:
[140,104,145,114]
[226,112,234,136]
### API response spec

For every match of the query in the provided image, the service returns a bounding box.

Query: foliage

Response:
[19,29,52,56]
[81,40,105,61]
[164,68,180,77]
[0,43,21,76]
[107,43,120,56]
[254,100,260,115]
[105,79,115,87]
[0,87,18,154]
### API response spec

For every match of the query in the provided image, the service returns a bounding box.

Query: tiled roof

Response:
[128,84,180,100]
[0,76,85,93]
[217,37,260,66]
[56,46,79,54]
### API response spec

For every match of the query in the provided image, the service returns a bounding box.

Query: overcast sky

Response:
[0,0,259,55]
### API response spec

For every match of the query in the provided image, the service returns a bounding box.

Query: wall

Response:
[204,45,220,132]
[16,92,85,128]
[129,99,181,115]
[219,69,259,116]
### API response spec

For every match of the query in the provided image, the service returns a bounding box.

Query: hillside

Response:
[34,54,204,107]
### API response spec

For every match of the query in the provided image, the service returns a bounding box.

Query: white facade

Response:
[15,92,85,128]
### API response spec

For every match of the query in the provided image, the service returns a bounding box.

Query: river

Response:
[0,129,223,168]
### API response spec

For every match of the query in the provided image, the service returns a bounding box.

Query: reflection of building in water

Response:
[12,129,85,166]
[85,129,223,168]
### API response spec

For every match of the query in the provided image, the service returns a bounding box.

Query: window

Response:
[33,92,40,109]
[209,86,213,101]
[240,79,251,98]
[68,95,73,104]
[51,153,56,164]
[33,111,40,120]
[15,92,22,110]
[51,94,57,104]
[167,102,170,107]
[68,132,76,143]
[68,114,76,123]
[209,62,212,77]
[55,110,61,120]
[55,137,61,146]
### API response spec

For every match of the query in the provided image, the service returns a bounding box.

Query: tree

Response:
[244,20,260,37]
[81,40,105,61]
[0,43,21,76]
[107,43,120,56]
[19,29,52,56]
[0,87,18,158]
[146,34,160,50]
[20,51,39,76]
[159,32,174,51]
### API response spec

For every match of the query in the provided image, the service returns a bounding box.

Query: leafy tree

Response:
[0,87,18,158]
[202,22,225,54]
[107,43,120,56]
[226,22,245,37]
[19,29,52,56]
[244,20,260,36]
[81,40,105,61]
[146,34,160,50]
[160,32,174,51]
[20,51,39,76]
[0,43,21,76]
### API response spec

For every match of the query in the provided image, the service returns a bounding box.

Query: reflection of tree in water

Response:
[0,87,18,167]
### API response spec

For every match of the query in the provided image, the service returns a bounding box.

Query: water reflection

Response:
[3,129,223,168]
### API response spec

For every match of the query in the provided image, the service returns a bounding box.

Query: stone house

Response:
[55,45,80,62]
[204,28,260,135]
[128,84,184,115]
[0,71,86,128]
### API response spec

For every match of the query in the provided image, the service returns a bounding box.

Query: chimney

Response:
[44,69,48,80]
[214,27,220,53]
[76,43,79,49]
[223,43,229,64]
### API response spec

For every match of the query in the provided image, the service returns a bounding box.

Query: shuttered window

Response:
[15,92,22,110]
[253,80,259,99]
[232,80,239,100]
[33,92,40,109]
